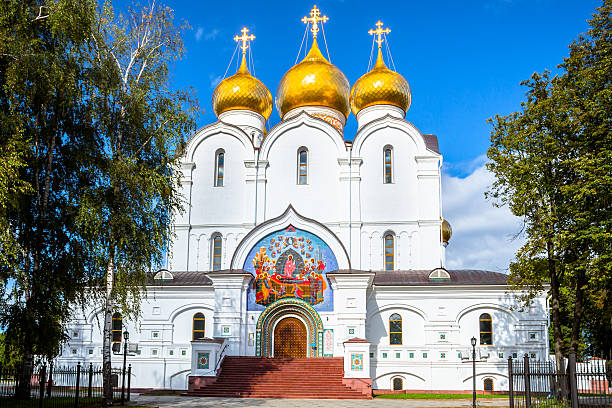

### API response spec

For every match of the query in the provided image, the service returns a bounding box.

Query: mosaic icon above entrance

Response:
[245,225,336,311]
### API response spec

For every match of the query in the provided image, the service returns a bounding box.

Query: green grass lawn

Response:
[375,393,509,399]
[0,396,103,407]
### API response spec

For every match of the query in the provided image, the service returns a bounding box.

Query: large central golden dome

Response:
[276,38,350,119]
[350,48,411,116]
[212,55,273,120]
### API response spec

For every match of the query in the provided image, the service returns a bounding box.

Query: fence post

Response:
[568,353,578,408]
[524,354,531,408]
[38,365,46,408]
[127,365,131,401]
[88,363,93,398]
[508,357,514,408]
[47,362,53,398]
[74,362,81,408]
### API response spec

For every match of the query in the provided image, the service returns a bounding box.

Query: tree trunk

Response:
[570,268,586,354]
[102,253,115,405]
[548,241,563,369]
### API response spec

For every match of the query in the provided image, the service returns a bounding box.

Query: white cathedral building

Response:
[58,7,548,396]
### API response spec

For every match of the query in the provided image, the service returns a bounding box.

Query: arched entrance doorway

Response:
[256,298,324,357]
[273,317,307,358]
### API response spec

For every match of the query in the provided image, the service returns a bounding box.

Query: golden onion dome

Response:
[441,219,453,244]
[350,48,411,116]
[276,38,350,119]
[212,55,273,120]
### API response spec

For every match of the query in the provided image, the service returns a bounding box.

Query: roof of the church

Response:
[422,134,439,154]
[369,269,508,286]
[149,269,507,287]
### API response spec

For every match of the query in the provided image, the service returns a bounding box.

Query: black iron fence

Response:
[0,363,132,407]
[509,353,611,408]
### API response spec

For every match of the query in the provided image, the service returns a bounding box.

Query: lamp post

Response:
[121,330,129,405]
[471,336,477,408]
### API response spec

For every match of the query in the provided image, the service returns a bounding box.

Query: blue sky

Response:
[169,0,599,174]
[165,0,600,272]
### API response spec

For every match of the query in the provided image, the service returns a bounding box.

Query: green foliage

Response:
[0,0,98,367]
[79,0,197,320]
[487,0,611,359]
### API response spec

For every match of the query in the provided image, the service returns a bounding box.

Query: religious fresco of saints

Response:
[245,225,337,311]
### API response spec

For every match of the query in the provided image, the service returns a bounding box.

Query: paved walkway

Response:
[130,395,509,408]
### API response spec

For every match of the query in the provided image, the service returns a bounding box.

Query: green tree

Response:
[80,1,197,403]
[487,0,611,366]
[0,0,97,397]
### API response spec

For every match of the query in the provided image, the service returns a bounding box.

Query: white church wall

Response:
[367,286,547,390]
[262,119,346,224]
[189,131,252,226]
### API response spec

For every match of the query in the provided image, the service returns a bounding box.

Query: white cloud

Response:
[209,74,222,88]
[442,159,525,273]
[195,27,204,41]
[205,29,220,41]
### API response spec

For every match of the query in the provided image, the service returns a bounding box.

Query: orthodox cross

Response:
[234,27,255,55]
[368,21,391,49]
[302,5,328,39]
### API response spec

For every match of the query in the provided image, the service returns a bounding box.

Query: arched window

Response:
[111,312,122,343]
[389,313,402,345]
[384,233,394,271]
[193,313,205,340]
[483,378,494,391]
[212,234,222,271]
[392,377,403,391]
[479,313,493,345]
[383,147,393,184]
[297,147,308,185]
[214,150,225,187]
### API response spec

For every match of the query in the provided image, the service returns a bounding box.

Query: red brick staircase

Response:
[185,356,371,399]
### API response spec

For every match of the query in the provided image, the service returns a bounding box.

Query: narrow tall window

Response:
[393,377,403,391]
[298,148,308,185]
[212,234,222,271]
[389,313,402,345]
[483,378,494,392]
[193,313,205,340]
[112,313,122,343]
[479,313,493,345]
[384,147,392,184]
[384,233,394,271]
[215,151,224,187]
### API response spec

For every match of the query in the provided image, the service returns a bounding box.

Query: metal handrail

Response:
[214,343,229,374]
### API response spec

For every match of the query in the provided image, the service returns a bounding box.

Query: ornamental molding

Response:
[260,111,347,160]
[183,121,255,163]
[230,205,351,270]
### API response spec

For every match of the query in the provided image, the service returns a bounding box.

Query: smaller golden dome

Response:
[350,48,411,116]
[441,219,453,244]
[276,38,350,119]
[212,55,273,120]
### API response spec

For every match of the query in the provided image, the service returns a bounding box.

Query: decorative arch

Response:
[462,372,508,383]
[169,303,214,323]
[367,303,429,321]
[260,111,347,160]
[183,121,254,163]
[231,205,350,271]
[374,371,426,382]
[255,298,324,357]
[455,303,519,325]
[352,114,434,157]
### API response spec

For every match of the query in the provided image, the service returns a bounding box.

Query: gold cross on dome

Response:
[368,21,391,49]
[234,27,255,55]
[302,5,329,39]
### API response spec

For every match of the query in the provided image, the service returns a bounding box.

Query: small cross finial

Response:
[368,20,391,49]
[234,27,255,56]
[301,5,329,39]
